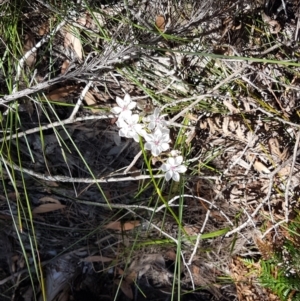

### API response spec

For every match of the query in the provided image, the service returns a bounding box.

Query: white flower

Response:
[144,127,170,156]
[161,156,187,182]
[116,112,144,142]
[143,107,167,130]
[111,94,136,118]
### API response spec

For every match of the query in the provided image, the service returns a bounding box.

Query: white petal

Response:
[174,156,183,165]
[144,142,152,150]
[122,110,132,119]
[119,110,132,119]
[111,107,122,114]
[160,142,169,151]
[151,146,161,156]
[116,96,125,107]
[172,172,180,182]
[137,129,147,138]
[119,128,127,137]
[148,122,156,130]
[125,129,135,138]
[116,118,126,128]
[153,108,160,117]
[132,132,140,142]
[131,114,140,123]
[154,128,163,136]
[158,126,170,135]
[134,123,143,130]
[165,171,173,181]
[128,101,137,110]
[123,94,131,105]
[167,157,175,166]
[161,163,170,172]
[175,165,187,173]
[144,133,153,142]
[161,133,170,142]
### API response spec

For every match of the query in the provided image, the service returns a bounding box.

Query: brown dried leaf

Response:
[278,165,291,177]
[190,265,208,286]
[165,250,176,261]
[114,279,133,300]
[185,128,195,145]
[183,225,198,236]
[46,86,79,101]
[268,137,281,156]
[61,60,70,75]
[127,254,165,278]
[155,15,165,31]
[186,113,197,121]
[23,34,36,67]
[222,116,229,135]
[39,196,61,204]
[38,21,50,35]
[81,256,113,263]
[44,181,59,187]
[32,203,66,214]
[223,100,240,114]
[84,91,98,113]
[77,11,106,30]
[253,161,271,174]
[122,220,140,230]
[125,270,137,284]
[207,118,217,134]
[64,26,83,59]
[268,138,289,161]
[105,220,140,231]
[116,267,124,275]
[262,12,281,33]
[235,124,245,140]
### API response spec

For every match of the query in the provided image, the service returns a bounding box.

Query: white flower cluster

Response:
[111,94,187,181]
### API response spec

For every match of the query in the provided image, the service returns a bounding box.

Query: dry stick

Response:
[225,177,274,238]
[160,94,212,111]
[1,156,164,183]
[181,250,195,290]
[284,130,300,222]
[0,60,95,104]
[262,220,286,239]
[186,192,235,265]
[0,74,68,104]
[169,194,234,226]
[255,106,300,129]
[170,65,248,123]
[0,115,115,143]
[254,68,300,92]
[225,148,300,237]
[0,50,136,104]
[12,20,66,94]
[188,204,211,265]
[68,80,93,120]
[163,194,234,265]
[124,150,142,174]
[221,128,258,177]
[76,198,183,213]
